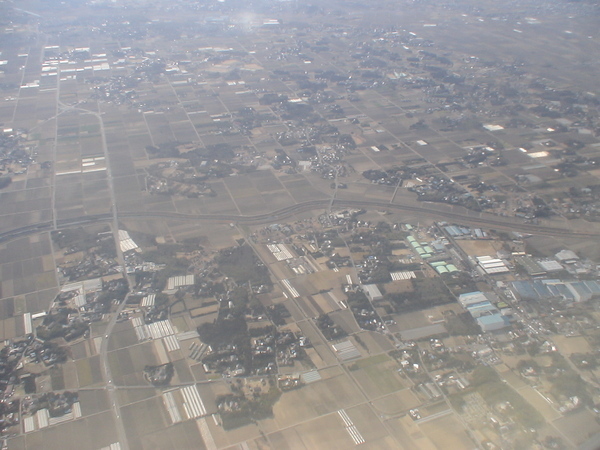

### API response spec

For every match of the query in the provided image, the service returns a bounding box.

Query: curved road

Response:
[1,199,599,244]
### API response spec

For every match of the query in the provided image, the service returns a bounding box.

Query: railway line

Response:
[1,199,598,244]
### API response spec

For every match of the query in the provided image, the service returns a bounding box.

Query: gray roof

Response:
[555,249,579,261]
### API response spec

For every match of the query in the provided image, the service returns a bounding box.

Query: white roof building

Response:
[362,284,383,301]
[538,259,564,272]
[555,249,579,263]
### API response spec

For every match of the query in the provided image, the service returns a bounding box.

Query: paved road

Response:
[1,198,598,244]
[98,299,130,450]
[50,99,132,450]
[90,101,131,450]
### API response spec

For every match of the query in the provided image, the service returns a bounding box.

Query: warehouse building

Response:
[362,284,383,301]
[477,313,511,332]
[458,291,510,332]
[510,279,600,302]
[515,256,546,277]
[475,256,510,275]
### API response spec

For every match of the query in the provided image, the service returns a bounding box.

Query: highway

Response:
[1,198,599,244]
